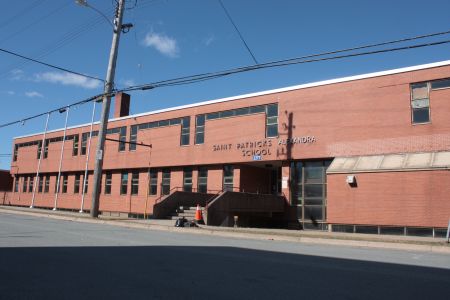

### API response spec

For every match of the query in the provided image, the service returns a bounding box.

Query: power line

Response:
[218,0,258,64]
[0,13,109,79]
[1,32,450,130]
[122,38,450,92]
[0,47,105,82]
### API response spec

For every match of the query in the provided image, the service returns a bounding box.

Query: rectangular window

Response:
[43,140,49,159]
[161,169,171,195]
[195,115,205,145]
[13,144,18,161]
[120,172,128,195]
[129,125,138,151]
[131,171,139,195]
[62,174,68,193]
[37,141,42,159]
[22,176,28,193]
[180,117,190,146]
[223,165,234,191]
[431,78,450,90]
[74,174,80,193]
[72,134,79,156]
[183,167,193,192]
[14,176,19,192]
[197,167,208,193]
[119,127,127,151]
[411,82,430,124]
[55,175,60,193]
[83,174,89,194]
[81,133,88,155]
[44,175,50,193]
[266,103,278,137]
[148,169,158,195]
[37,176,43,193]
[28,176,34,193]
[104,172,112,194]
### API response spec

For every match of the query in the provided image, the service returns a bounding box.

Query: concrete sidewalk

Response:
[1,205,449,254]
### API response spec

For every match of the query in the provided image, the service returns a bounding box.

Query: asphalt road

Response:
[1,212,450,300]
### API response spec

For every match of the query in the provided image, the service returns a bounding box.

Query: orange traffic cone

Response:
[195,204,204,225]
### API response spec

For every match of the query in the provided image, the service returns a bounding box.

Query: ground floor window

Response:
[104,173,112,194]
[161,169,171,195]
[223,165,234,191]
[197,167,208,193]
[131,171,139,195]
[74,174,80,193]
[290,160,331,229]
[183,167,193,192]
[121,172,128,195]
[148,169,158,195]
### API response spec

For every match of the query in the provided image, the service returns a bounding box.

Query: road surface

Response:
[0,212,449,299]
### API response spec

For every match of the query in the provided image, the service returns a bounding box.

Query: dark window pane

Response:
[266,104,278,117]
[266,124,278,137]
[304,206,323,221]
[220,110,234,118]
[412,108,430,124]
[170,118,181,125]
[158,120,170,127]
[181,134,190,146]
[121,172,128,195]
[249,105,265,113]
[235,107,249,116]
[304,184,323,198]
[431,78,450,90]
[196,115,205,126]
[195,133,204,144]
[206,112,219,120]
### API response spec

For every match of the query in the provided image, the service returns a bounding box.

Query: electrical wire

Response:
[218,0,258,65]
[1,33,450,130]
[0,47,105,82]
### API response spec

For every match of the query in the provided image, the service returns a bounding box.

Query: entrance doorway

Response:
[290,160,332,230]
[239,161,282,195]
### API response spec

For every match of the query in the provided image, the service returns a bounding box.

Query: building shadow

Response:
[0,245,449,299]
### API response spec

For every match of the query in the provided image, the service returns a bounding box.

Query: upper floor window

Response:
[129,125,138,151]
[195,103,278,144]
[180,117,190,146]
[72,135,79,156]
[410,82,430,124]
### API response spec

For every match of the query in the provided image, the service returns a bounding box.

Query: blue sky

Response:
[1,0,450,169]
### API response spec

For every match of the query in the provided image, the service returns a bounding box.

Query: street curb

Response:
[1,207,449,254]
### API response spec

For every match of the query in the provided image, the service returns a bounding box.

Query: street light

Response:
[75,0,114,28]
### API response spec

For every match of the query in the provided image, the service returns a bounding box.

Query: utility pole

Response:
[90,0,125,218]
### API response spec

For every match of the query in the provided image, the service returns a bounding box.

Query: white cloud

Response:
[120,78,136,87]
[142,32,179,58]
[7,91,15,95]
[203,34,215,46]
[10,69,24,80]
[25,91,44,98]
[34,71,101,89]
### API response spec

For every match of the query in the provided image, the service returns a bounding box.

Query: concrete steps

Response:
[169,206,204,221]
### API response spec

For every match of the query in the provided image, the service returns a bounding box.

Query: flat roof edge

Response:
[14,59,450,140]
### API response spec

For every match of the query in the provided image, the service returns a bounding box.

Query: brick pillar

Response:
[114,92,130,118]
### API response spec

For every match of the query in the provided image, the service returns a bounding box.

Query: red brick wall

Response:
[327,170,450,228]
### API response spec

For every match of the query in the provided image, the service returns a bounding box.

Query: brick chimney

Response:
[114,92,130,118]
